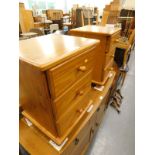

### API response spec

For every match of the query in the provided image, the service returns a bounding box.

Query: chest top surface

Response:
[70,25,121,36]
[19,34,99,71]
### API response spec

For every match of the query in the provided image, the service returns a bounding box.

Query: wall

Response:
[122,0,135,10]
[19,0,135,14]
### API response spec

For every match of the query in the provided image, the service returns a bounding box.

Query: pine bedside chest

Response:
[19,34,100,145]
[69,25,121,85]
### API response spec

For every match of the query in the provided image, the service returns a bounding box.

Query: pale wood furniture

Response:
[46,9,63,29]
[101,0,121,26]
[20,70,116,155]
[34,22,44,28]
[19,3,34,33]
[19,34,99,145]
[46,9,63,20]
[101,10,110,26]
[69,25,121,85]
[107,0,121,24]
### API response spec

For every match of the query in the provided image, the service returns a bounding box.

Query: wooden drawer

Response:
[102,88,111,109]
[89,102,107,142]
[105,31,120,54]
[89,112,97,142]
[95,88,111,126]
[89,90,111,142]
[105,41,115,55]
[102,58,114,83]
[62,121,91,155]
[47,49,95,99]
[109,44,116,55]
[54,72,92,120]
[95,102,106,127]
[56,91,92,136]
[111,31,120,42]
[105,54,114,66]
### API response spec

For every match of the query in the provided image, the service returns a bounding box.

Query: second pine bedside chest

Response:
[69,25,121,85]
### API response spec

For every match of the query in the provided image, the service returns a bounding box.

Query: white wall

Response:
[122,0,135,10]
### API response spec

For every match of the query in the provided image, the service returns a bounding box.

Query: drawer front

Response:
[89,112,97,142]
[105,31,120,54]
[105,54,114,66]
[95,103,106,127]
[54,72,92,120]
[102,88,111,109]
[56,93,92,136]
[95,89,111,127]
[109,44,116,55]
[62,120,91,155]
[48,49,95,99]
[89,89,111,142]
[111,31,121,42]
[102,59,114,83]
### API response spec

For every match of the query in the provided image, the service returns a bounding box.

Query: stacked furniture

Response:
[19,3,34,33]
[108,0,121,24]
[69,25,121,85]
[19,3,45,38]
[19,29,121,154]
[19,34,99,145]
[46,9,63,29]
[20,64,116,155]
[70,6,98,28]
[118,9,135,37]
[101,0,121,26]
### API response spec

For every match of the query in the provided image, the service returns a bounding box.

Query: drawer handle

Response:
[108,67,113,71]
[91,128,95,134]
[77,90,84,96]
[115,39,119,43]
[84,59,88,63]
[97,107,100,112]
[78,66,87,72]
[96,122,99,127]
[105,50,108,54]
[74,138,79,145]
[77,108,83,114]
[111,55,114,58]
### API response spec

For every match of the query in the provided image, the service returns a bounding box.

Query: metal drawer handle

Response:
[78,66,87,72]
[74,138,79,145]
